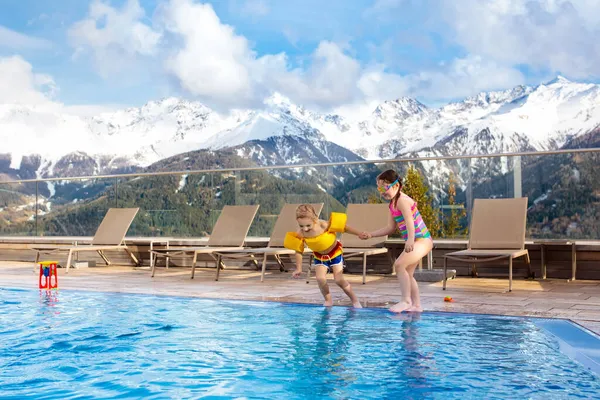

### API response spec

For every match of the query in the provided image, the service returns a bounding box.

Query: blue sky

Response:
[0,0,599,113]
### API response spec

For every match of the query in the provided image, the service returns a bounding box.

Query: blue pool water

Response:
[1,288,599,399]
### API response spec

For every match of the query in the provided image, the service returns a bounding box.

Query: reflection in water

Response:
[386,312,438,399]
[39,290,60,318]
[2,290,598,399]
[39,290,59,306]
[285,308,438,399]
[285,307,359,399]
[313,308,354,384]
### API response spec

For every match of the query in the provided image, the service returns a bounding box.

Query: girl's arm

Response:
[368,212,397,238]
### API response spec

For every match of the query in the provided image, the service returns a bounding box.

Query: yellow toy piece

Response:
[284,232,305,253]
[328,212,347,233]
[39,261,59,266]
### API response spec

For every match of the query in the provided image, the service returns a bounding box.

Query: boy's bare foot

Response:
[407,305,423,312]
[323,299,333,307]
[389,301,412,313]
[352,301,363,309]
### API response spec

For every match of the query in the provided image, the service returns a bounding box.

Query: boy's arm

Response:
[283,230,304,278]
[320,219,329,230]
[292,252,303,277]
[291,229,304,277]
[344,224,362,236]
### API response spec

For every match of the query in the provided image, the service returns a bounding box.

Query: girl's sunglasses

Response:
[377,179,399,193]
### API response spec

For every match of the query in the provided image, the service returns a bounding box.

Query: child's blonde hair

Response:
[296,204,318,220]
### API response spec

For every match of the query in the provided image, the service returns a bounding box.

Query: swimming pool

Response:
[1,288,599,399]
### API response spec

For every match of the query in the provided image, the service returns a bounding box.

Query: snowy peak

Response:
[88,97,216,135]
[373,97,428,119]
[1,77,600,180]
[443,85,534,114]
[460,78,600,151]
[263,92,294,109]
[533,77,600,104]
[545,75,572,85]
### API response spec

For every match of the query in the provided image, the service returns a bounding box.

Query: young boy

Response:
[284,204,363,308]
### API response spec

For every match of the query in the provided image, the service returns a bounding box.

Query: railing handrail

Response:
[2,147,599,184]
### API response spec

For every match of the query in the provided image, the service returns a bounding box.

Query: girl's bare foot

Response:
[352,301,363,309]
[323,299,333,307]
[407,305,423,312]
[389,300,412,313]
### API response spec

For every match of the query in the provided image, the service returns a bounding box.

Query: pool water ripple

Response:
[0,288,599,399]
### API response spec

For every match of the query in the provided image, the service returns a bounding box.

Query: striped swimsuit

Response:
[313,241,344,273]
[389,197,432,240]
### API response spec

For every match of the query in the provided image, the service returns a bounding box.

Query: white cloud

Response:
[405,55,526,100]
[363,0,407,18]
[63,0,535,112]
[161,0,259,109]
[158,0,532,111]
[357,65,411,101]
[270,42,364,107]
[441,0,600,79]
[0,56,121,117]
[0,56,58,105]
[240,0,270,16]
[0,25,52,50]
[159,0,412,111]
[62,104,125,117]
[68,0,162,75]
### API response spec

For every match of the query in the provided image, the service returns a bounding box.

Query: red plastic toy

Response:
[39,261,58,290]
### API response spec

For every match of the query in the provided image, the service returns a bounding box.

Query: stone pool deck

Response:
[1,261,599,335]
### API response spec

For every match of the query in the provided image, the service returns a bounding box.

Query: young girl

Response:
[360,170,433,313]
[284,204,363,308]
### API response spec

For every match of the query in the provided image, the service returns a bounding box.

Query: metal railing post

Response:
[513,156,522,198]
[35,181,39,236]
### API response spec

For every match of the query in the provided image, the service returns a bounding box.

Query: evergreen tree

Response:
[441,172,467,238]
[402,165,440,235]
[367,192,384,204]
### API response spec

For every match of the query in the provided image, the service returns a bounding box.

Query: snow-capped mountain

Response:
[1,76,599,183]
[344,77,599,158]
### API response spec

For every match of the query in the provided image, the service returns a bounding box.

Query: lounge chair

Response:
[443,198,532,292]
[32,208,140,273]
[212,203,324,282]
[328,203,392,284]
[149,205,260,278]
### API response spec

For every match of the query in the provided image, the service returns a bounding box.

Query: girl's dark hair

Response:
[377,169,403,208]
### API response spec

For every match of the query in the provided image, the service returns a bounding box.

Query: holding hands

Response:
[359,231,372,240]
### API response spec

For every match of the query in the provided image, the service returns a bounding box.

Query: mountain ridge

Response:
[1,76,599,184]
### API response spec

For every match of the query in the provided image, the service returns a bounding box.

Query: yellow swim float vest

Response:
[283,212,347,253]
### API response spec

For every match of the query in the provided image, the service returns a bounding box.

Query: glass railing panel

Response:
[35,177,116,237]
[0,149,598,241]
[115,172,215,238]
[521,152,600,239]
[0,180,37,236]
[233,166,333,237]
